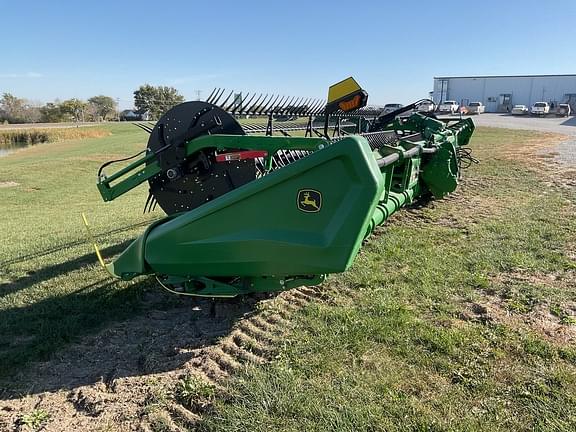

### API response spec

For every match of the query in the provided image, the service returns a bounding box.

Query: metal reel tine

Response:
[273,95,288,113]
[276,96,294,114]
[306,100,319,116]
[224,90,244,112]
[239,92,257,115]
[255,94,273,115]
[307,100,317,114]
[295,97,308,115]
[289,97,304,115]
[310,99,324,115]
[294,98,310,116]
[205,88,218,103]
[297,98,313,116]
[134,123,153,134]
[261,94,281,115]
[293,99,306,116]
[281,96,296,114]
[246,93,264,115]
[144,191,153,213]
[230,92,247,114]
[219,90,235,111]
[284,97,297,115]
[312,99,324,114]
[212,88,227,106]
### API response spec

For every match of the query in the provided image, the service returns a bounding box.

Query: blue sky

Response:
[1,0,575,109]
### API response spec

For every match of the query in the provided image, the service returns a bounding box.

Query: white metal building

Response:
[432,74,576,113]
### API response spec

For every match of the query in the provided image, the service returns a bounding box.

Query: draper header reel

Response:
[92,78,475,297]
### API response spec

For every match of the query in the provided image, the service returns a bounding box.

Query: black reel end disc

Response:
[146,102,253,215]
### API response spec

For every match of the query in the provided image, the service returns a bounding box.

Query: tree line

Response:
[0,85,185,124]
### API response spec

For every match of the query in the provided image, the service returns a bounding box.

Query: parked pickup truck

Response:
[418,101,436,113]
[531,102,549,116]
[557,104,571,117]
[437,100,459,114]
[382,103,403,114]
[467,102,485,115]
[511,105,529,115]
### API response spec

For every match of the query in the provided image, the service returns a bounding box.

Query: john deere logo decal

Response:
[298,189,322,213]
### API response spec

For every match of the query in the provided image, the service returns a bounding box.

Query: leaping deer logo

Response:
[298,189,322,212]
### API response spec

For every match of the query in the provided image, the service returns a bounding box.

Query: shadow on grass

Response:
[0,240,134,297]
[0,219,153,267]
[0,241,259,399]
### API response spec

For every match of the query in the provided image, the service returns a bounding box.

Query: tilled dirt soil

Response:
[0,287,328,431]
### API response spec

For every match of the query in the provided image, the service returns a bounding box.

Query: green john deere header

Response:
[90,77,475,297]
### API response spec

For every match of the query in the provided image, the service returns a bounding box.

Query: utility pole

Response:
[194,90,202,101]
[116,98,120,121]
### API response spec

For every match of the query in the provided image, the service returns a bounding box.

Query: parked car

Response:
[557,103,572,117]
[382,103,403,114]
[467,102,485,115]
[418,101,436,113]
[511,104,529,115]
[437,100,459,114]
[531,102,550,116]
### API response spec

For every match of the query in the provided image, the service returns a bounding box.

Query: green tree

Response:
[40,102,66,123]
[0,93,26,123]
[0,93,42,123]
[133,84,184,120]
[88,95,117,121]
[60,99,88,122]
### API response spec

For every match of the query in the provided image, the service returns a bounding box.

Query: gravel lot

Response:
[472,114,576,166]
[472,113,576,135]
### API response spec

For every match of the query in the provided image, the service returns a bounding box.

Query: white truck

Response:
[418,101,436,113]
[467,102,485,115]
[382,103,403,114]
[437,100,459,114]
[511,105,529,115]
[531,102,550,116]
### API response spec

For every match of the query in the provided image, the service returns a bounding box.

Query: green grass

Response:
[198,129,576,431]
[1,124,575,431]
[176,375,216,409]
[0,124,161,381]
[19,408,50,430]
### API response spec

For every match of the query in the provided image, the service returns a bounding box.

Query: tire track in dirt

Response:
[1,285,334,431]
[137,286,331,431]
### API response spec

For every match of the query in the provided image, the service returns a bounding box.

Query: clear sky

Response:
[1,0,575,109]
